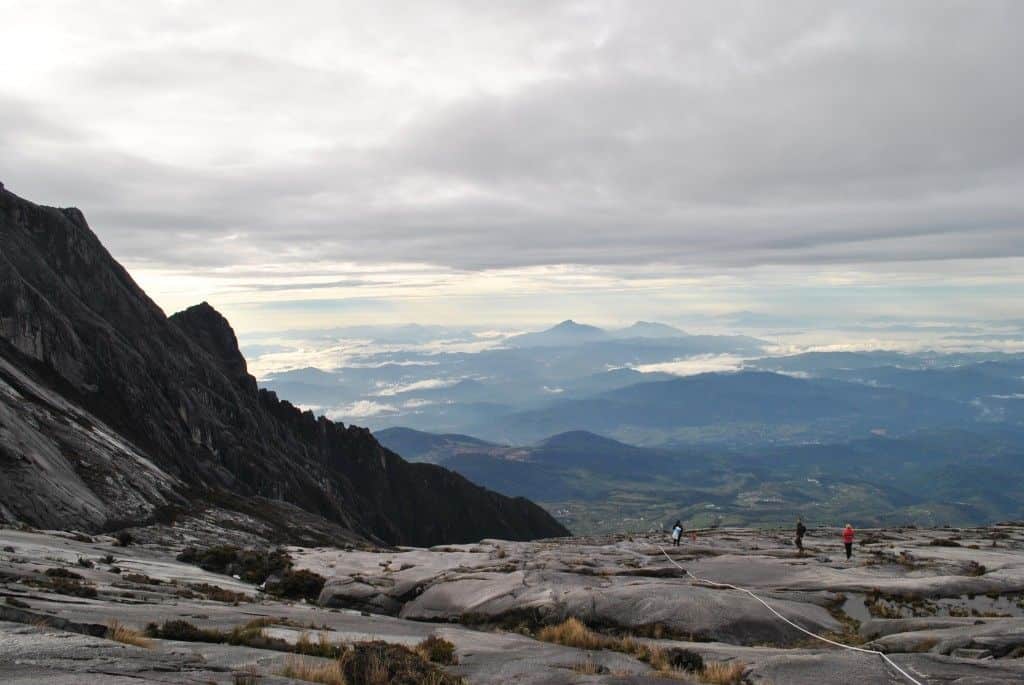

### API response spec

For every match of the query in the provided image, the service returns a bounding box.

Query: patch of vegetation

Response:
[266,569,326,602]
[176,545,291,584]
[279,656,345,685]
[115,531,133,547]
[278,642,463,685]
[33,572,98,598]
[106,620,152,648]
[535,617,698,677]
[930,538,962,547]
[338,641,463,685]
[4,596,30,609]
[824,594,865,646]
[700,660,747,684]
[660,647,704,673]
[44,568,83,580]
[122,573,162,585]
[294,630,345,658]
[416,636,457,665]
[572,658,607,674]
[185,582,249,604]
[964,561,987,577]
[145,619,228,644]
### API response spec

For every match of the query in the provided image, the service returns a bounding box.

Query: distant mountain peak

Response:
[611,321,686,338]
[552,319,600,330]
[506,319,607,348]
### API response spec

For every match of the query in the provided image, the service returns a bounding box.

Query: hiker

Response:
[795,518,807,553]
[671,520,683,547]
[842,524,855,560]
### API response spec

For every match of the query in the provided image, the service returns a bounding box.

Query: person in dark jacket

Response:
[795,518,807,553]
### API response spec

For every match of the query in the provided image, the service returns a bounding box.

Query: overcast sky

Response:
[2,1,1023,333]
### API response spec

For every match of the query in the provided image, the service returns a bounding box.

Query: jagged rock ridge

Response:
[0,185,568,545]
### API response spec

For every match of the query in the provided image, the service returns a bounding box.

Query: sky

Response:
[1,1,1023,334]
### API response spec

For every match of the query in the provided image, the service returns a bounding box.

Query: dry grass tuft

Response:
[537,617,614,651]
[280,655,346,685]
[572,658,607,675]
[701,660,746,684]
[106,620,152,648]
[536,618,702,678]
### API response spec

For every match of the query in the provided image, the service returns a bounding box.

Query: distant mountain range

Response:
[473,369,972,445]
[505,318,761,349]
[0,186,567,545]
[376,425,1024,533]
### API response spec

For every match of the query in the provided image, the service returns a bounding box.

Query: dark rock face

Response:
[0,186,568,545]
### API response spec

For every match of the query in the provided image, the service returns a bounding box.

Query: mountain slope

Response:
[0,185,567,544]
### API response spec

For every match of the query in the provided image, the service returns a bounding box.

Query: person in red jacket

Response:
[842,524,855,560]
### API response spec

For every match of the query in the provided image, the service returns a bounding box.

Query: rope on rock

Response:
[657,545,924,685]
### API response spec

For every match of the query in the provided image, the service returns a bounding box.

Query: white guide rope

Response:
[657,545,924,685]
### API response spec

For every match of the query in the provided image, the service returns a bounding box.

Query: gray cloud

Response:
[1,0,1022,274]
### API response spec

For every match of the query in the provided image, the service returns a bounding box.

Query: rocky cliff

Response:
[0,185,568,544]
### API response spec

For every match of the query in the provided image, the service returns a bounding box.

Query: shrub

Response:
[45,568,83,580]
[266,569,325,602]
[965,561,987,577]
[145,620,225,643]
[38,572,97,598]
[663,647,704,673]
[416,635,457,665]
[186,582,248,604]
[176,545,291,584]
[337,641,462,685]
[115,531,133,547]
[929,539,961,547]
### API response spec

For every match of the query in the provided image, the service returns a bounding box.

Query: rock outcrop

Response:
[0,185,568,545]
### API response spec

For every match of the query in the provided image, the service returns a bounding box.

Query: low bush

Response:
[266,569,326,602]
[416,635,457,665]
[338,641,462,685]
[145,619,226,644]
[45,568,83,580]
[176,545,291,584]
[122,573,162,585]
[662,647,704,673]
[115,531,133,547]
[186,582,249,604]
[930,539,961,547]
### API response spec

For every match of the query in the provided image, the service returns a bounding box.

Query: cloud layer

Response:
[2,1,1023,327]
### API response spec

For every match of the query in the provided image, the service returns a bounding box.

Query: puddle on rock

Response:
[841,592,1024,622]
